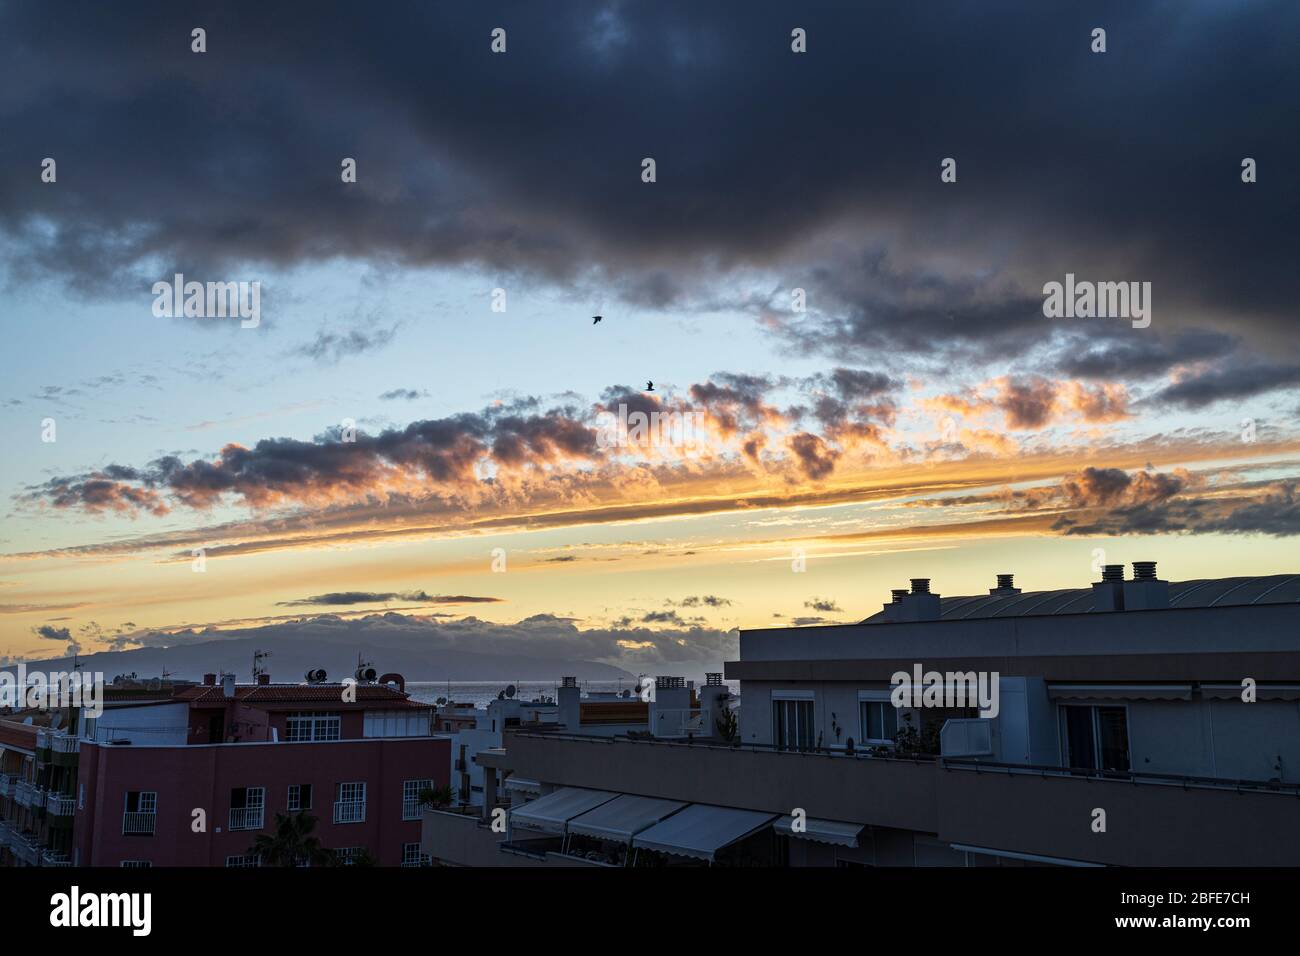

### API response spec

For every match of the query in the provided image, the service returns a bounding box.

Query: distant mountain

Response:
[9,618,634,683]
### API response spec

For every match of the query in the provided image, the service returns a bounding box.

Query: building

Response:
[422,563,1300,867]
[0,670,450,867]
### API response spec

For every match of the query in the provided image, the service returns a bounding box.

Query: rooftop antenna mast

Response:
[252,649,271,683]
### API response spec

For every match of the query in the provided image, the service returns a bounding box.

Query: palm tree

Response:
[419,784,455,810]
[249,811,334,867]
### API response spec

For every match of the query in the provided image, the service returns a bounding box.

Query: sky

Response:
[1,0,1298,678]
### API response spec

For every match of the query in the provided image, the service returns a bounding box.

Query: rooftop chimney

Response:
[202,673,217,686]
[1124,561,1169,610]
[1092,564,1127,610]
[882,578,942,621]
[221,673,236,698]
[990,573,1021,595]
[256,674,270,686]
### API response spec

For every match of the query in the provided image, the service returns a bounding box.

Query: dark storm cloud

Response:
[1149,362,1300,409]
[379,388,429,401]
[2,0,1296,361]
[276,591,503,607]
[1052,329,1239,380]
[34,625,71,641]
[21,400,603,513]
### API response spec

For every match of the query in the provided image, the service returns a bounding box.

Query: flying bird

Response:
[592,315,602,324]
[645,381,655,392]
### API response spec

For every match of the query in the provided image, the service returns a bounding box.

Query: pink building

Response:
[1,674,449,868]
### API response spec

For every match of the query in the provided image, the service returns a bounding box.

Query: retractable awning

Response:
[502,776,542,794]
[567,794,686,843]
[1201,684,1300,701]
[632,804,778,862]
[1048,683,1192,701]
[509,787,618,835]
[773,815,863,848]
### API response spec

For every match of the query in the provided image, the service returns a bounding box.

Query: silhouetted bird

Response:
[645,381,655,391]
[592,315,602,324]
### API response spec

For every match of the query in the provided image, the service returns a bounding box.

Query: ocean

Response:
[405,679,739,709]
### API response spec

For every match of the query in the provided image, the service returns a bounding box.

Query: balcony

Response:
[228,806,265,830]
[51,734,80,755]
[122,811,156,835]
[0,773,12,798]
[40,850,72,867]
[650,707,711,739]
[45,792,76,817]
[13,781,40,808]
[11,833,40,865]
[939,718,994,757]
[333,800,366,824]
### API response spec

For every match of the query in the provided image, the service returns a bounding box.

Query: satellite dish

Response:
[505,684,517,699]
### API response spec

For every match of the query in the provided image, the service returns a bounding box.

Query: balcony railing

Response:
[228,806,265,830]
[940,718,995,757]
[51,734,80,754]
[40,850,72,867]
[650,707,710,738]
[402,798,424,821]
[36,729,48,750]
[122,811,156,835]
[333,800,366,824]
[0,773,12,797]
[13,781,41,808]
[45,792,76,817]
[11,834,40,865]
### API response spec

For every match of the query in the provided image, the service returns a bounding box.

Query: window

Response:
[333,846,365,865]
[334,782,366,823]
[1060,705,1130,773]
[225,854,261,868]
[772,697,815,751]
[287,783,313,811]
[120,860,152,868]
[403,779,432,820]
[229,786,265,830]
[123,791,157,835]
[859,699,898,744]
[284,712,341,742]
[401,842,429,867]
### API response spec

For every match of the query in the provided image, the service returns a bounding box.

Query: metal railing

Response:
[402,798,423,821]
[122,811,156,835]
[51,734,80,754]
[46,792,76,816]
[228,806,264,830]
[40,850,72,867]
[333,800,365,824]
[940,757,1300,796]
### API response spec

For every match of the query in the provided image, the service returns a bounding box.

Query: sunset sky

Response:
[2,1,1298,676]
